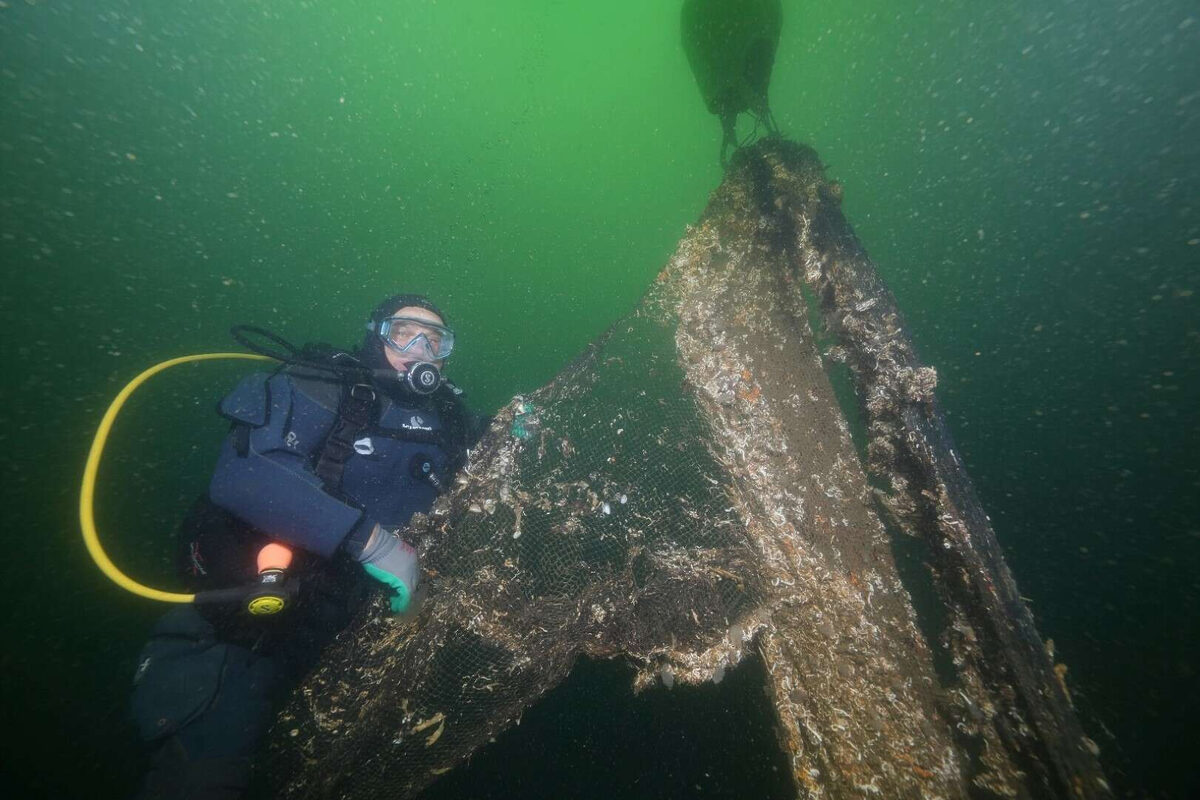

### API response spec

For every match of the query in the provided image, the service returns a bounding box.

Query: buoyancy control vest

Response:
[185,361,479,633]
[211,362,476,559]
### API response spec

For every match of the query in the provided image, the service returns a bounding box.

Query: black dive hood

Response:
[360,293,448,396]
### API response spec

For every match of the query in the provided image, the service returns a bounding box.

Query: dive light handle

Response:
[192,542,297,615]
[191,571,298,615]
[242,568,295,615]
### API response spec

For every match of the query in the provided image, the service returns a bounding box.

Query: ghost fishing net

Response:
[266,140,1109,800]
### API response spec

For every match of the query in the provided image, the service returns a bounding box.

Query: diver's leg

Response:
[131,606,280,800]
[744,33,779,138]
[757,102,780,138]
[720,111,738,169]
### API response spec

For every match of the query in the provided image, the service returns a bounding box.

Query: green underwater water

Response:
[1,1,1197,797]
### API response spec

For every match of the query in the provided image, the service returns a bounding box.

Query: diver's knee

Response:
[131,608,278,752]
[131,612,279,800]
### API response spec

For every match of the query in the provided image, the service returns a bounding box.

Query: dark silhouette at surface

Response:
[681,0,782,166]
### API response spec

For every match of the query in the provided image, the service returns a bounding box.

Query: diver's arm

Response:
[209,437,373,558]
[208,372,378,558]
[344,522,420,614]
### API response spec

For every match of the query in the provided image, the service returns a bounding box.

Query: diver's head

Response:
[363,294,454,394]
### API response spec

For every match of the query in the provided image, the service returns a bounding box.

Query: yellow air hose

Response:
[79,353,274,602]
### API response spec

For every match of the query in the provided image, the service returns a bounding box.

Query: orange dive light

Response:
[244,543,295,616]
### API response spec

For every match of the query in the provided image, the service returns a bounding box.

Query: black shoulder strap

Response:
[314,381,377,495]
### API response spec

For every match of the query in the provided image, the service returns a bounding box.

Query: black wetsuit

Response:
[130,367,481,799]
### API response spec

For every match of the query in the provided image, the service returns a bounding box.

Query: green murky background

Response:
[2,1,1196,797]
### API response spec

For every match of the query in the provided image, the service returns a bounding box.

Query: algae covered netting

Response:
[267,140,1108,800]
[268,299,774,798]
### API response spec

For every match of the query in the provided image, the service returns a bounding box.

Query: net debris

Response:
[267,139,1110,800]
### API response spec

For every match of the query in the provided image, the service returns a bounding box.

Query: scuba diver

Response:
[681,0,783,167]
[129,294,487,800]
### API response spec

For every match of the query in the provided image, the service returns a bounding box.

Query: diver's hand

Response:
[354,525,420,614]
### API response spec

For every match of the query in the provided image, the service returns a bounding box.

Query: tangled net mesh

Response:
[269,283,777,798]
[266,140,1108,800]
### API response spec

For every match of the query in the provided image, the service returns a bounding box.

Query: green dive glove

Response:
[353,525,420,614]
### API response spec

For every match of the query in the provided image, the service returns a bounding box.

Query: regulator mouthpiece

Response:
[402,361,442,395]
[370,362,443,395]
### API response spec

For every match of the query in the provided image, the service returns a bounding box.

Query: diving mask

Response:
[371,316,455,361]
